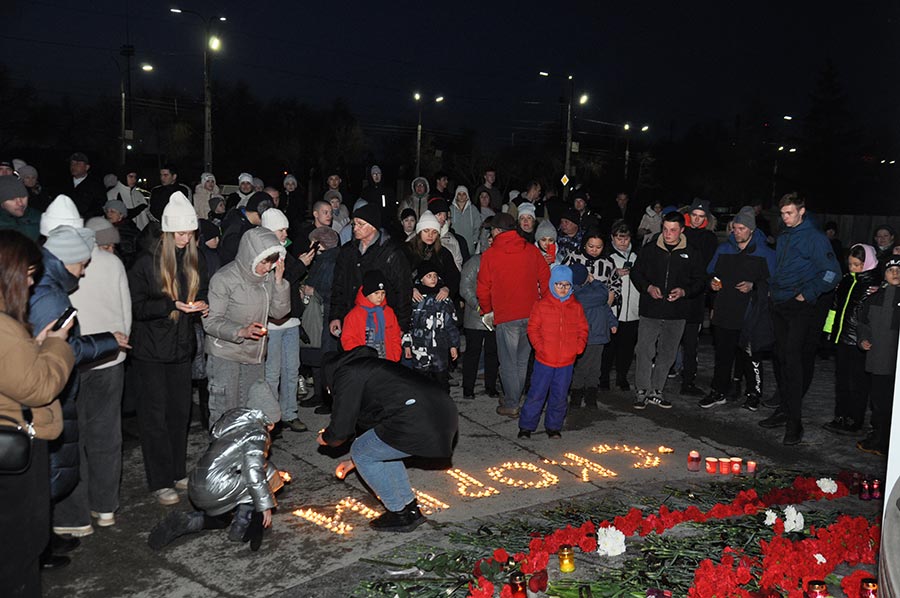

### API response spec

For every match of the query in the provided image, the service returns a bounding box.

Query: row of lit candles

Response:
[687,451,757,474]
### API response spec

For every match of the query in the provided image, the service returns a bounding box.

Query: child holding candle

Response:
[518,265,589,439]
[147,380,285,551]
[340,270,402,361]
[856,257,900,456]
[403,260,460,389]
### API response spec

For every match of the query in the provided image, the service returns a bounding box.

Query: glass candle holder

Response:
[718,458,730,475]
[508,572,527,598]
[730,457,742,475]
[705,457,718,474]
[860,578,878,598]
[805,580,828,598]
[558,545,575,573]
[746,461,757,474]
[687,451,701,472]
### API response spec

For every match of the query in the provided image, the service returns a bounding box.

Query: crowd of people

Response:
[0,153,899,596]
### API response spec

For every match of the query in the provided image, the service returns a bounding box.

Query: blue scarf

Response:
[363,305,386,345]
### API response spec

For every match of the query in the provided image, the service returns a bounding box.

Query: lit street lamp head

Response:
[413,92,421,101]
[141,63,154,72]
[208,36,221,51]
[641,125,649,132]
[169,8,182,13]
[578,94,588,105]
[623,123,631,131]
[435,96,444,103]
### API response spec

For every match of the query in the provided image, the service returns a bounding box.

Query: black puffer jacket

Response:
[630,233,707,320]
[128,242,208,363]
[321,346,458,458]
[825,268,881,346]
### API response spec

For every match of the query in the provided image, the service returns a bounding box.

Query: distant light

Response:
[881,159,887,164]
[892,160,897,165]
[141,63,154,72]
[578,94,588,105]
[170,8,182,13]
[778,146,785,151]
[413,92,421,101]
[219,16,227,21]
[783,115,793,120]
[789,148,797,153]
[208,35,221,51]
[641,125,649,132]
[435,96,444,103]
[623,124,631,131]
[539,71,549,77]
[567,75,573,80]
[126,144,133,150]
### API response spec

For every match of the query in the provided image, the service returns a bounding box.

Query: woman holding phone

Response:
[128,192,208,506]
[0,229,76,597]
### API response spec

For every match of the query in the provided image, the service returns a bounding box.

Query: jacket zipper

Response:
[834,273,856,343]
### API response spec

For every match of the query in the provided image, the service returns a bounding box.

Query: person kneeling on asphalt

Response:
[317,346,459,532]
[148,380,285,551]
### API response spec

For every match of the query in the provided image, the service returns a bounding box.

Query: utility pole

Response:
[563,76,574,201]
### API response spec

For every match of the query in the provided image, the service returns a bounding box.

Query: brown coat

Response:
[0,313,75,440]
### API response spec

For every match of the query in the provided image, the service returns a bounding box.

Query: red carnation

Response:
[529,569,549,592]
[840,569,875,598]
[493,548,509,564]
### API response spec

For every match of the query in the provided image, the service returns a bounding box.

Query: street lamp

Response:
[170,7,224,172]
[114,49,154,166]
[413,92,443,178]
[539,71,589,199]
[623,123,649,180]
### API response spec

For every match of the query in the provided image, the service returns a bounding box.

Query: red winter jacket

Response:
[527,294,589,367]
[341,288,402,362]
[476,231,550,325]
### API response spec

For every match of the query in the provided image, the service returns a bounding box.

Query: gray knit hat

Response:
[246,379,281,424]
[0,175,27,202]
[535,218,557,241]
[44,225,94,264]
[86,216,120,246]
[103,199,127,216]
[732,206,757,231]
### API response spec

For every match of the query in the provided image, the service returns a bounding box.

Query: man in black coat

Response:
[630,211,706,409]
[219,192,272,265]
[148,164,192,222]
[65,152,107,219]
[328,203,412,335]
[360,165,398,236]
[317,346,458,532]
[600,192,641,237]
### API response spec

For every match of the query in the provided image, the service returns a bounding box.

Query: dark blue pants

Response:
[518,361,573,432]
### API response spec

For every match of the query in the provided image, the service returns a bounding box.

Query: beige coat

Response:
[0,313,75,440]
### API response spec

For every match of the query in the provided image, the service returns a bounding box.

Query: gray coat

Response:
[460,254,486,330]
[857,284,900,375]
[203,227,290,364]
[188,408,282,515]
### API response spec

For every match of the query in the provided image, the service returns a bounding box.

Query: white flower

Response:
[764,509,778,526]
[596,526,627,557]
[783,505,805,533]
[816,478,838,494]
[813,553,827,564]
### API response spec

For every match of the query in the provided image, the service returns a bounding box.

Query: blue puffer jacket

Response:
[29,248,120,501]
[770,217,841,304]
[573,280,618,345]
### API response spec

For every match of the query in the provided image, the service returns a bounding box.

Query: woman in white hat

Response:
[127,192,209,506]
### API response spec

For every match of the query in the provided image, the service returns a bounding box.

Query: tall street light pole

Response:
[413,92,443,179]
[540,72,587,200]
[115,53,153,166]
[623,123,649,181]
[171,8,225,172]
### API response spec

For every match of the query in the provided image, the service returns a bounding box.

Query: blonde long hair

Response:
[157,231,200,320]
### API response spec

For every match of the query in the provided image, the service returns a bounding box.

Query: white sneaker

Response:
[174,477,189,491]
[154,488,180,505]
[53,524,94,537]
[91,511,116,527]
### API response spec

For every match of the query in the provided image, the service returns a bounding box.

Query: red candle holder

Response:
[746,460,757,474]
[705,457,717,474]
[718,458,730,475]
[730,457,742,475]
[687,451,701,472]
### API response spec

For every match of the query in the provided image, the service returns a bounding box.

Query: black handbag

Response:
[0,408,34,475]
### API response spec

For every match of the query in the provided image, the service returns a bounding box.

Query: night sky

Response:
[4,0,900,151]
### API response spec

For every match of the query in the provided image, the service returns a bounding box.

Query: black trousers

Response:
[834,343,870,424]
[681,321,703,384]
[462,328,499,395]
[132,359,192,491]
[771,297,831,423]
[712,326,762,395]
[869,373,894,449]
[600,320,639,384]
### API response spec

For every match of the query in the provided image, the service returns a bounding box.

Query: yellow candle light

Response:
[558,545,575,573]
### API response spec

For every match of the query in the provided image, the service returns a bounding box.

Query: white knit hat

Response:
[517,202,536,220]
[40,195,84,236]
[43,225,94,264]
[415,210,441,234]
[261,207,289,232]
[238,172,253,184]
[161,191,198,232]
[200,172,216,185]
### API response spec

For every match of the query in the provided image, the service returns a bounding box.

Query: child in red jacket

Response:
[340,270,402,361]
[518,265,589,438]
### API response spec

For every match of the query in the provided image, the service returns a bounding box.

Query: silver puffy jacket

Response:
[188,408,283,516]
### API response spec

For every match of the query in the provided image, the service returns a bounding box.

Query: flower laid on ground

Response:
[595,526,626,557]
[816,477,838,494]
[783,505,804,533]
[813,553,826,564]
[764,509,778,526]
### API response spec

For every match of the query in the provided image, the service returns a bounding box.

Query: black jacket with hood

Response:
[630,232,706,320]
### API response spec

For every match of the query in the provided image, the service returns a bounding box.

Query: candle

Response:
[705,457,718,474]
[558,545,575,573]
[872,479,882,500]
[860,480,871,501]
[860,578,878,598]
[687,451,701,472]
[718,458,730,475]
[746,461,757,474]
[259,327,268,336]
[805,580,828,598]
[730,457,742,475]
[508,572,527,598]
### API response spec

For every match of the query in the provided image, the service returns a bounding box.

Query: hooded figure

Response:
[203,228,291,426]
[318,346,458,532]
[397,176,431,218]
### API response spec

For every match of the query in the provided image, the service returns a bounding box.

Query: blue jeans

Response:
[495,318,531,408]
[265,326,301,421]
[350,429,413,512]
[519,361,573,432]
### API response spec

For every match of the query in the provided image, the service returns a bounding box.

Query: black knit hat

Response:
[353,203,382,230]
[198,218,221,242]
[427,197,450,214]
[246,191,273,214]
[560,207,581,225]
[415,259,442,281]
[362,269,387,296]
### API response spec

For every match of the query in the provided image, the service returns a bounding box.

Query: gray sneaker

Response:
[646,391,672,409]
[633,390,647,410]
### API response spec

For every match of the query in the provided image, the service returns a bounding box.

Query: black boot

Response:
[783,420,804,445]
[228,504,254,542]
[569,388,585,409]
[147,511,205,550]
[242,511,264,551]
[584,387,598,408]
[369,500,426,533]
